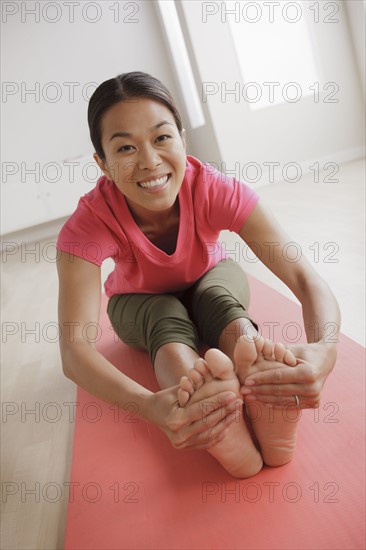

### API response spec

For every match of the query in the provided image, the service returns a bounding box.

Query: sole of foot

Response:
[234,335,300,467]
[178,348,263,478]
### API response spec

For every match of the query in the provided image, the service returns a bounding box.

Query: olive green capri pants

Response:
[107,259,258,366]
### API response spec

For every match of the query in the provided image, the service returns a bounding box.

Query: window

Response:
[226,0,321,110]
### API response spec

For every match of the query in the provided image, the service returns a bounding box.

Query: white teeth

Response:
[139,174,169,188]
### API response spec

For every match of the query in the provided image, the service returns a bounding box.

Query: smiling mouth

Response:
[138,174,171,189]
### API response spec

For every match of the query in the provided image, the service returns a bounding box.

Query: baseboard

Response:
[0,217,67,253]
[254,147,365,188]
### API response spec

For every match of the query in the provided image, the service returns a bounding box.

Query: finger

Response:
[182,399,243,445]
[245,393,302,406]
[246,396,310,410]
[184,391,237,422]
[193,427,232,450]
[177,411,239,450]
[273,342,297,366]
[243,363,308,387]
[245,385,321,409]
[177,398,243,447]
[188,418,238,450]
[243,391,321,410]
[244,383,306,397]
[196,398,243,431]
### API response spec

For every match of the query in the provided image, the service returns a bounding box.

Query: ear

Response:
[93,152,114,181]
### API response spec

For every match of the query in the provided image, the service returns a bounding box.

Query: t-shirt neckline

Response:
[111,176,190,263]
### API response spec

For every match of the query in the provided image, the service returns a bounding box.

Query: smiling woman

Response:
[56,71,341,479]
[94,98,187,219]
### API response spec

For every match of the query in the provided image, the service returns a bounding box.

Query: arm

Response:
[57,251,237,447]
[238,201,341,408]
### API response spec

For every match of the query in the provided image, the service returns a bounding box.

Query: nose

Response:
[137,144,162,171]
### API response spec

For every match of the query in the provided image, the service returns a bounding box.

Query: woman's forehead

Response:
[101,98,175,137]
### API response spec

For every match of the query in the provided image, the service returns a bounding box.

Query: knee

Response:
[145,296,192,337]
[147,294,187,318]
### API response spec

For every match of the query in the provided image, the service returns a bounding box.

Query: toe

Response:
[204,348,236,381]
[253,334,265,354]
[179,376,195,395]
[262,339,274,360]
[194,357,214,382]
[274,342,286,362]
[188,365,205,388]
[233,335,258,369]
[273,342,296,366]
[178,387,190,407]
[284,348,297,366]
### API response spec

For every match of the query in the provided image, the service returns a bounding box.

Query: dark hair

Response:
[88,71,184,161]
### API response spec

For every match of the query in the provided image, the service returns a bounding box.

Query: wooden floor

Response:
[1,158,364,549]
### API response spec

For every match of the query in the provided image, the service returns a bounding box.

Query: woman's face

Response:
[94,98,187,218]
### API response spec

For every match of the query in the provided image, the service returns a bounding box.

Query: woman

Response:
[56,71,340,478]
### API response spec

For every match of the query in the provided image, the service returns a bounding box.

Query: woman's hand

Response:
[146,385,241,450]
[241,341,337,409]
[237,201,341,410]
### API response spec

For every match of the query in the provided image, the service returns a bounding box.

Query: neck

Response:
[126,198,179,228]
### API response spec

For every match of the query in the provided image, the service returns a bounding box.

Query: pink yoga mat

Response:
[64,276,365,549]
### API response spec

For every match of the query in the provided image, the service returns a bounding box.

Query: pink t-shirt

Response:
[56,155,259,297]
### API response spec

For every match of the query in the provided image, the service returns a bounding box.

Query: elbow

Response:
[296,270,335,299]
[60,353,73,380]
[59,339,95,380]
[59,343,77,380]
[62,361,73,380]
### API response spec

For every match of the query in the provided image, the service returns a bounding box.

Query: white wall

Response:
[2,1,184,169]
[2,0,364,241]
[179,0,365,185]
[344,0,366,99]
[1,0,211,238]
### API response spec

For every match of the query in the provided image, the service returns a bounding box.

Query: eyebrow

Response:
[109,121,174,142]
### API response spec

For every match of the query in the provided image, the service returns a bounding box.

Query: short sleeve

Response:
[198,162,260,232]
[56,199,115,266]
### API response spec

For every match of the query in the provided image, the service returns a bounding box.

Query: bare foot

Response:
[234,335,300,467]
[178,349,263,478]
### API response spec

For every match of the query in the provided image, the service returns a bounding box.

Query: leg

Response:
[108,290,262,477]
[109,292,250,466]
[175,261,266,476]
[154,342,200,389]
[108,292,201,389]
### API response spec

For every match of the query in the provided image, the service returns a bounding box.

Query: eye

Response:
[156,134,171,142]
[117,144,134,153]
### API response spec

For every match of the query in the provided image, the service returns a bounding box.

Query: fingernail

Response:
[241,388,252,394]
[245,395,257,401]
[245,380,255,386]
